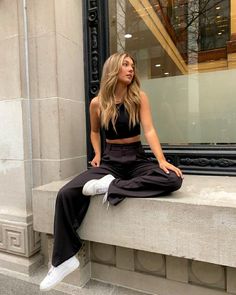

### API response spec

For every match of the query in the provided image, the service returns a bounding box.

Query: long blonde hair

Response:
[98,52,141,131]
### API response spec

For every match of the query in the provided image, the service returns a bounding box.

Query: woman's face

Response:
[117,56,135,85]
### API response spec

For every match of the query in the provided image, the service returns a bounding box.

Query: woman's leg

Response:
[40,165,118,291]
[52,165,117,266]
[107,158,183,206]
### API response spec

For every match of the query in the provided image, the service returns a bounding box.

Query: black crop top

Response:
[104,103,141,140]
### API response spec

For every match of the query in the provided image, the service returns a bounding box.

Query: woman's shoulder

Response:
[139,90,148,102]
[90,96,99,104]
[90,96,100,109]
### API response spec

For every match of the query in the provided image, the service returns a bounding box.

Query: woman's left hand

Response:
[158,159,183,179]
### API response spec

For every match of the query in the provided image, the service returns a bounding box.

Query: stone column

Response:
[0,0,86,275]
[0,0,41,274]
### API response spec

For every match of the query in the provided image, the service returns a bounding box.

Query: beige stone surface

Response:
[0,160,28,215]
[135,250,165,276]
[116,246,135,271]
[32,156,86,187]
[56,34,85,100]
[33,175,236,268]
[92,262,229,295]
[91,242,116,266]
[227,267,236,294]
[189,261,225,289]
[38,98,60,159]
[0,100,24,159]
[58,99,86,158]
[59,156,87,180]
[27,0,55,37]
[166,256,188,283]
[55,0,82,45]
[32,159,61,187]
[0,37,21,99]
[0,0,19,40]
[33,33,58,98]
[0,251,43,275]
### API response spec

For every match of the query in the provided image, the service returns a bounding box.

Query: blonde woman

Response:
[40,52,183,291]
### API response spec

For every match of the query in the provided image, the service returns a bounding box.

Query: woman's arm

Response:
[140,91,183,178]
[89,97,101,167]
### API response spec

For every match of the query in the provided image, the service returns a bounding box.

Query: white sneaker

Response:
[82,174,115,196]
[40,255,80,291]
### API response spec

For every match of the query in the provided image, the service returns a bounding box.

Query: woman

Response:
[40,52,183,291]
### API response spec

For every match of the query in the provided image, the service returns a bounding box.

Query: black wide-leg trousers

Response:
[52,141,182,266]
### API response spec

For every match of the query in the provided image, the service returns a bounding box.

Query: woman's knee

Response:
[57,185,73,203]
[168,171,183,191]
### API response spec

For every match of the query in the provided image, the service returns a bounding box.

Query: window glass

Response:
[109,0,236,145]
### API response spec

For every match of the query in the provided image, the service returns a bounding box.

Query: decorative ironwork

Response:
[180,157,236,167]
[143,145,236,175]
[83,0,109,161]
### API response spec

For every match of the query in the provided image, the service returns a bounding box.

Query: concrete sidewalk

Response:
[0,267,150,295]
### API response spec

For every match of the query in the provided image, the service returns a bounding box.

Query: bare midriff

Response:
[106,135,140,144]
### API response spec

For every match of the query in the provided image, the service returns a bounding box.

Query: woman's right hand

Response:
[90,154,101,167]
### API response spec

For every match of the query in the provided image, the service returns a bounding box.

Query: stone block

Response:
[227,267,236,294]
[58,99,86,158]
[33,175,236,268]
[33,183,59,234]
[38,98,60,159]
[116,246,135,271]
[135,250,165,276]
[56,34,85,101]
[0,37,21,99]
[0,0,19,41]
[166,256,188,283]
[30,33,57,99]
[189,261,225,290]
[29,100,41,159]
[0,160,28,214]
[91,242,116,266]
[92,262,228,295]
[0,251,43,275]
[0,218,40,257]
[27,0,55,37]
[59,156,87,181]
[32,159,61,187]
[55,0,83,45]
[0,100,24,159]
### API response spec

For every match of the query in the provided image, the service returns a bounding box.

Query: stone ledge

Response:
[32,175,236,268]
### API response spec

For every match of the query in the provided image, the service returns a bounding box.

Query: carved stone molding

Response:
[189,261,225,289]
[91,242,116,266]
[135,250,166,276]
[0,220,41,257]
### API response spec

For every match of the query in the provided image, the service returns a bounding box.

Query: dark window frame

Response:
[83,0,236,176]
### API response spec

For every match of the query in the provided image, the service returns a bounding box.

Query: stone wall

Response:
[0,0,86,274]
